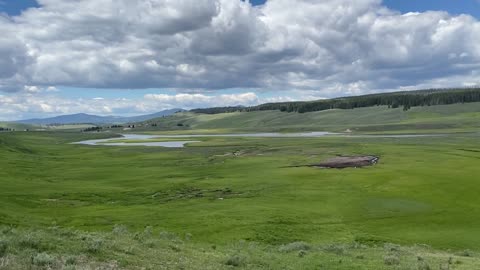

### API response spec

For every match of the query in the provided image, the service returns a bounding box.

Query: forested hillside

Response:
[192,88,480,114]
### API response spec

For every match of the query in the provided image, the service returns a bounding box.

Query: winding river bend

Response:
[72,134,199,148]
[73,132,444,148]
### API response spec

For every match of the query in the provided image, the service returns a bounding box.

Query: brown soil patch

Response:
[314,155,379,169]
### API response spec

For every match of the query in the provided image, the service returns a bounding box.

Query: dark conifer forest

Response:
[191,88,480,114]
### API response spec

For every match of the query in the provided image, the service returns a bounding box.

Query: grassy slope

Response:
[136,102,480,133]
[0,122,34,131]
[1,130,480,268]
[1,122,96,132]
[1,226,479,269]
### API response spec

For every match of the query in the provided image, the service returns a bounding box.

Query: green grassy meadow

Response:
[0,122,33,131]
[1,104,480,269]
[135,102,480,134]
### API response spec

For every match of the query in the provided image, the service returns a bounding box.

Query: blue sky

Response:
[1,0,480,120]
[384,0,480,18]
[0,0,39,16]
[1,0,479,17]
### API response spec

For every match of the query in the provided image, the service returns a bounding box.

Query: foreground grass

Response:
[1,226,479,270]
[1,130,480,268]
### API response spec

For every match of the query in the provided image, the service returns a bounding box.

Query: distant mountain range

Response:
[15,109,184,125]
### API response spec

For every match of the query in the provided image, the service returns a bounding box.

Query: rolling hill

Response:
[15,108,184,125]
[0,121,35,131]
[136,102,480,133]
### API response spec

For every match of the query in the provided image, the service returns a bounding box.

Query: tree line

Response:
[82,126,102,132]
[190,106,244,114]
[191,88,480,114]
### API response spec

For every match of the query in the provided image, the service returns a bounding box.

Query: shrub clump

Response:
[32,252,55,267]
[86,238,103,254]
[65,255,77,265]
[159,231,178,241]
[19,233,41,250]
[0,240,7,257]
[384,243,401,252]
[417,261,431,270]
[143,226,153,238]
[439,263,450,270]
[279,242,311,253]
[144,240,156,248]
[298,250,307,258]
[323,244,346,255]
[460,250,474,257]
[383,254,400,266]
[112,224,129,235]
[225,254,246,267]
[133,227,154,243]
[169,244,181,252]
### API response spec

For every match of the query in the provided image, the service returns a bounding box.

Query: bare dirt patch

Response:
[314,156,379,168]
[286,155,379,169]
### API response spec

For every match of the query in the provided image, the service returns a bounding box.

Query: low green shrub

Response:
[323,244,346,255]
[86,238,103,254]
[65,255,77,265]
[460,250,473,257]
[32,252,55,267]
[279,242,311,253]
[112,224,129,235]
[19,233,40,250]
[0,240,7,257]
[383,254,400,265]
[298,250,307,257]
[417,260,431,270]
[225,254,245,267]
[384,243,400,252]
[159,231,178,241]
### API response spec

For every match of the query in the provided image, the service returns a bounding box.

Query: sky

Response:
[0,0,480,120]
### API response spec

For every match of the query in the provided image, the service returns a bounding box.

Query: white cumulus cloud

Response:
[0,0,479,93]
[0,0,479,119]
[1,91,311,120]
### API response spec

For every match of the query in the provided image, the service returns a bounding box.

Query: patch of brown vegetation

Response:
[314,155,379,169]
